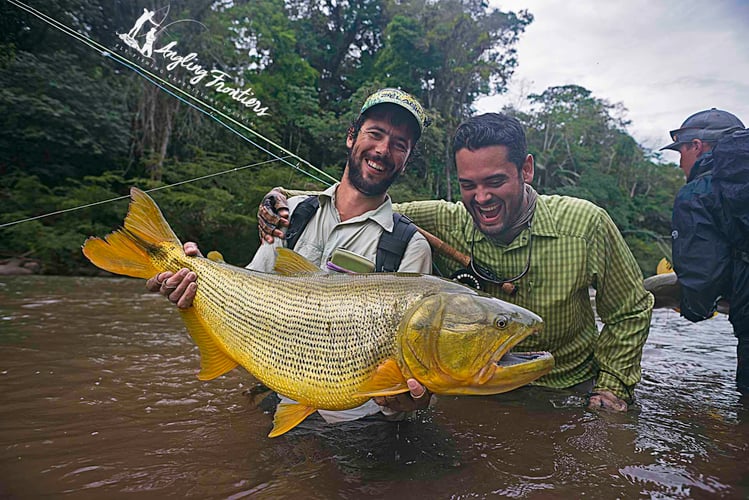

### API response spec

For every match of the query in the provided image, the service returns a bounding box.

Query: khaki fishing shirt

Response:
[393,194,654,402]
[248,183,432,422]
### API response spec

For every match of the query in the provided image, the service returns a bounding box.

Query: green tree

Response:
[0,51,130,184]
[375,0,532,199]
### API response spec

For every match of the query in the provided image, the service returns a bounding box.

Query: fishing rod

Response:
[2,0,337,229]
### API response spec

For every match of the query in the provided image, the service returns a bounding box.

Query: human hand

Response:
[588,390,628,412]
[258,188,289,244]
[374,378,432,413]
[144,242,201,309]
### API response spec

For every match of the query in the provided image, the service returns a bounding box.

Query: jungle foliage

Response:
[1,0,681,275]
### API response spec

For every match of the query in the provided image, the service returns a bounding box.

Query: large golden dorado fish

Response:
[82,187,553,437]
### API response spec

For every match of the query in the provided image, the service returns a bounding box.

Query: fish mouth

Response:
[496,351,553,368]
[456,349,553,396]
[466,325,553,395]
[485,320,542,370]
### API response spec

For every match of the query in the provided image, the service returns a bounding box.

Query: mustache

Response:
[470,199,501,209]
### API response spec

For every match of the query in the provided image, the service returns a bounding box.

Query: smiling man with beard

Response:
[247,88,432,276]
[147,88,434,424]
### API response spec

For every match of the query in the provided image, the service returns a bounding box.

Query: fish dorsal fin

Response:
[269,402,318,437]
[179,309,238,381]
[274,248,322,275]
[353,359,410,398]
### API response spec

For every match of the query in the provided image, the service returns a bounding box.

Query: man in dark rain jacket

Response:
[662,108,749,393]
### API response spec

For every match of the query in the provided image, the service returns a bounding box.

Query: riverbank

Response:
[0,258,41,275]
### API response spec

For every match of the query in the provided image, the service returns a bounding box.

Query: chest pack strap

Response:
[285,196,320,251]
[376,213,418,272]
[284,195,418,272]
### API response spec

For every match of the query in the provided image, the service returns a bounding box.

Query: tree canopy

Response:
[1,0,682,275]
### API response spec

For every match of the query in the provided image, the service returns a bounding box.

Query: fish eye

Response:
[494,315,509,329]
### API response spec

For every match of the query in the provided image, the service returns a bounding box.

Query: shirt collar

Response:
[319,182,395,231]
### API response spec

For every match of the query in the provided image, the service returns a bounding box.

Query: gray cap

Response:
[661,108,744,151]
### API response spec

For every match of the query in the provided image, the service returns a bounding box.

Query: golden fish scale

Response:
[154,244,470,410]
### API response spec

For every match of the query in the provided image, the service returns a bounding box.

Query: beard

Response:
[346,148,401,196]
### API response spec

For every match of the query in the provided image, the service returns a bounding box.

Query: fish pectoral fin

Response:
[179,309,238,381]
[353,359,410,397]
[269,402,317,438]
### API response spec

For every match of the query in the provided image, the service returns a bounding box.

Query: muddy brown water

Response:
[1,275,748,498]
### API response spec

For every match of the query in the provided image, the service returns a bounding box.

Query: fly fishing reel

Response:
[450,268,482,290]
[450,267,518,296]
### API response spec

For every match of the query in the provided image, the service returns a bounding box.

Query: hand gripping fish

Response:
[82,187,554,437]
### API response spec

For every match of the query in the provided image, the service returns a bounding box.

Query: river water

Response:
[1,275,747,498]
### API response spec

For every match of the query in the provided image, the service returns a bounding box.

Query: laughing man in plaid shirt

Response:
[394,114,653,411]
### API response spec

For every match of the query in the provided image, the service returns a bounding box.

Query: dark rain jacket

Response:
[671,130,749,336]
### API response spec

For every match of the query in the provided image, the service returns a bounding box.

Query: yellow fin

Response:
[81,187,182,279]
[656,257,674,274]
[274,248,322,275]
[82,231,158,279]
[179,309,238,381]
[269,402,317,438]
[124,187,182,249]
[206,250,225,263]
[353,359,410,398]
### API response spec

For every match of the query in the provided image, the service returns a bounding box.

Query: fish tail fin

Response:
[82,187,183,279]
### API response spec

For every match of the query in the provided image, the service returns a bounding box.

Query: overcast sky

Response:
[477,0,749,163]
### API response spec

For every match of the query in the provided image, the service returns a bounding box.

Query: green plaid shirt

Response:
[394,195,654,401]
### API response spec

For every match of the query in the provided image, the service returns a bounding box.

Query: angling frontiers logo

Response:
[116,6,270,117]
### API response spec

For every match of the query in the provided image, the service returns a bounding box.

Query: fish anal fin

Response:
[179,309,238,380]
[353,359,410,398]
[269,402,317,438]
[274,248,322,275]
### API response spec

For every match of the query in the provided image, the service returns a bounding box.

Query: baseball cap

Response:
[360,88,431,137]
[661,108,745,151]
